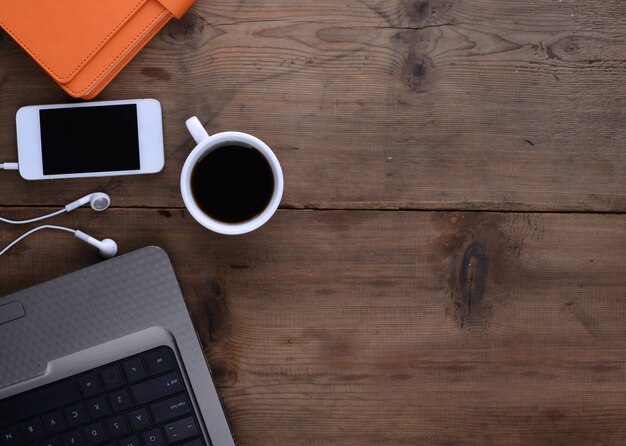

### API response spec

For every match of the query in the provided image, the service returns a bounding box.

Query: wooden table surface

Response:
[2,1,626,444]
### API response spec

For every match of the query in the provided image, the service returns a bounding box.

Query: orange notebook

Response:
[0,0,195,99]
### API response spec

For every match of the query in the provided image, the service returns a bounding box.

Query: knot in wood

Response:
[405,0,432,22]
[459,242,488,312]
[404,53,433,93]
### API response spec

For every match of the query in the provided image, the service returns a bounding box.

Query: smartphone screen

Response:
[39,104,140,175]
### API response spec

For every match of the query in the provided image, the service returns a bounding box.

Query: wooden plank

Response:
[1,0,626,211]
[2,209,626,444]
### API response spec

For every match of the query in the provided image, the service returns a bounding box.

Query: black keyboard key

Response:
[41,412,66,435]
[104,414,131,438]
[77,374,102,398]
[108,389,132,413]
[82,423,108,446]
[126,408,150,431]
[0,380,80,426]
[39,437,60,446]
[163,417,198,444]
[99,365,125,391]
[103,415,129,439]
[0,425,20,446]
[182,439,203,446]
[61,430,83,446]
[130,371,183,405]
[86,396,111,420]
[150,393,191,423]
[117,435,141,446]
[19,418,44,442]
[141,429,164,446]
[63,403,89,428]
[121,357,146,383]
[143,348,175,375]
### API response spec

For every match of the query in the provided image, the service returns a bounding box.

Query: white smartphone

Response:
[15,98,164,180]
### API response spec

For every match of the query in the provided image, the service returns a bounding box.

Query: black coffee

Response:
[191,145,275,223]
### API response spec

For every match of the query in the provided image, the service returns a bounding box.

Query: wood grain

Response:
[2,208,626,445]
[0,0,626,210]
[2,0,626,444]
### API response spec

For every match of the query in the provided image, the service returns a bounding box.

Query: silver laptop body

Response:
[0,246,235,446]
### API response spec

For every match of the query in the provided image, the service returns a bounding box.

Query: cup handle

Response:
[186,116,210,144]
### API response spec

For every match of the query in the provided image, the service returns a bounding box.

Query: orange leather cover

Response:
[0,0,194,98]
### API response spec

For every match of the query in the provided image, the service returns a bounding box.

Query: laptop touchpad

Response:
[0,301,25,325]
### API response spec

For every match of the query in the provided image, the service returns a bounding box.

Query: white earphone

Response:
[74,230,118,258]
[0,192,111,224]
[0,192,118,258]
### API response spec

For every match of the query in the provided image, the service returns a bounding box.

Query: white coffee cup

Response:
[180,116,284,235]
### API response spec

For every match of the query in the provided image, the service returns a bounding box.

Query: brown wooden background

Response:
[2,0,626,444]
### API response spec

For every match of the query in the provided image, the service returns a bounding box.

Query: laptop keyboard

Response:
[0,347,207,446]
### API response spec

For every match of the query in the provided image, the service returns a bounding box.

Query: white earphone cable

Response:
[0,224,76,257]
[0,192,111,224]
[0,209,67,225]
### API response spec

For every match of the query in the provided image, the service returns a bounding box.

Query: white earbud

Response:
[65,192,111,212]
[0,192,111,225]
[0,225,118,259]
[74,230,118,259]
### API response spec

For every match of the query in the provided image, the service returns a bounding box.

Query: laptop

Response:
[0,247,235,446]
